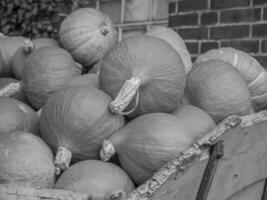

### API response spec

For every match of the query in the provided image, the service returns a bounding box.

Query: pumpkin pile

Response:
[0,7,266,199]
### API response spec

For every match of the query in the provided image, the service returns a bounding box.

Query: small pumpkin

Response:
[0,78,29,104]
[54,160,134,199]
[100,113,195,185]
[146,26,192,73]
[186,60,252,123]
[40,86,124,174]
[0,35,27,77]
[0,97,39,135]
[99,35,186,119]
[195,47,267,111]
[12,38,59,80]
[0,131,55,187]
[59,8,118,68]
[0,46,82,109]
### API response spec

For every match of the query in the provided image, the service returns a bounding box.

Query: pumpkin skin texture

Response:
[195,47,267,111]
[0,97,39,135]
[22,46,81,109]
[12,38,59,80]
[0,131,55,188]
[101,113,194,185]
[0,78,29,104]
[186,60,252,123]
[146,26,192,74]
[40,86,124,172]
[59,8,118,68]
[172,104,216,139]
[65,73,99,89]
[99,35,186,119]
[0,36,27,77]
[54,160,134,199]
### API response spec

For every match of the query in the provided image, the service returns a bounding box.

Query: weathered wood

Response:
[0,183,91,200]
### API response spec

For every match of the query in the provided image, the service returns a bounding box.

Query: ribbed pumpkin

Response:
[65,73,99,89]
[0,131,55,187]
[0,78,29,104]
[172,104,216,139]
[186,60,252,123]
[146,26,192,73]
[40,86,124,174]
[195,47,267,111]
[12,38,59,80]
[100,113,195,185]
[21,46,81,109]
[0,36,27,77]
[99,35,186,119]
[54,160,134,199]
[0,97,39,134]
[59,8,118,68]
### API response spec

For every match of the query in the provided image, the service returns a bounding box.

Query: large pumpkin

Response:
[21,46,81,109]
[40,86,124,174]
[12,38,59,80]
[99,35,186,119]
[0,36,27,77]
[100,113,196,185]
[147,26,192,73]
[195,47,267,111]
[186,60,252,123]
[0,131,55,188]
[54,160,134,199]
[0,97,39,134]
[65,73,99,89]
[59,8,118,68]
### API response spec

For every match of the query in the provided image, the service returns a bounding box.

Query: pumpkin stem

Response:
[100,140,116,162]
[23,39,35,53]
[110,76,142,115]
[0,82,21,97]
[54,146,72,175]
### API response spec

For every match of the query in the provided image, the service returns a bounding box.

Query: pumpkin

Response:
[186,60,252,123]
[0,78,29,104]
[0,35,27,77]
[0,131,55,187]
[40,86,124,174]
[146,26,192,73]
[195,47,267,111]
[12,38,59,80]
[59,8,118,68]
[65,73,99,89]
[0,97,39,135]
[100,113,196,185]
[54,160,134,199]
[8,46,82,109]
[99,35,186,119]
[172,104,216,140]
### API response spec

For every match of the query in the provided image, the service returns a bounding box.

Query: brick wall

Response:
[168,0,267,68]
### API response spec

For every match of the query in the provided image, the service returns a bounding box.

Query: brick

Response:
[264,7,267,20]
[211,0,250,9]
[253,0,267,5]
[201,41,219,53]
[253,56,267,68]
[178,0,208,12]
[168,13,198,27]
[210,25,250,39]
[262,40,267,52]
[221,40,259,53]
[169,2,176,14]
[185,42,199,54]
[201,12,218,25]
[178,27,208,39]
[221,8,261,23]
[252,23,267,37]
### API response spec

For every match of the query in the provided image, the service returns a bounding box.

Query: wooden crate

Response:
[1,111,267,200]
